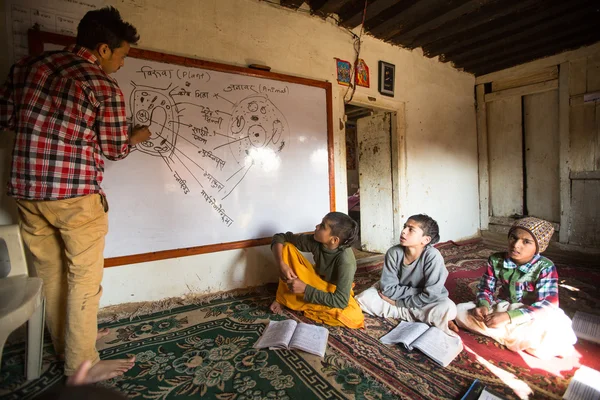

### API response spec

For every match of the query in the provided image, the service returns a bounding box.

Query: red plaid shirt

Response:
[0,45,130,200]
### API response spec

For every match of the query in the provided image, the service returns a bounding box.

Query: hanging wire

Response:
[344,0,369,104]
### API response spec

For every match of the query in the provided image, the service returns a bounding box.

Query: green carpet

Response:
[2,241,599,400]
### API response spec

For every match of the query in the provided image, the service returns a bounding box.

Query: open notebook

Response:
[253,319,329,358]
[380,321,463,367]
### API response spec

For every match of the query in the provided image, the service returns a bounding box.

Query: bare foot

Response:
[270,300,283,314]
[67,357,136,384]
[448,320,459,334]
[97,328,110,341]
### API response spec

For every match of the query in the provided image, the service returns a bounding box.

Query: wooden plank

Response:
[571,171,600,180]
[340,0,398,29]
[492,67,558,92]
[568,179,586,245]
[462,28,600,74]
[569,58,588,96]
[569,180,600,246]
[449,13,597,67]
[424,0,589,59]
[524,90,560,222]
[368,0,457,41]
[558,62,571,243]
[570,102,597,172]
[485,80,558,102]
[597,100,600,171]
[312,0,354,14]
[389,0,496,46]
[475,41,600,84]
[412,0,543,50]
[476,84,489,230]
[488,97,523,217]
[587,53,600,92]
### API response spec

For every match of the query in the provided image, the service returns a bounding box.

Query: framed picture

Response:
[335,58,352,86]
[355,58,370,88]
[378,61,395,97]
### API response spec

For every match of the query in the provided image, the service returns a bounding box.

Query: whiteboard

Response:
[38,32,333,265]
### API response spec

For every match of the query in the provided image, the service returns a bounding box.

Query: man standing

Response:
[0,7,151,382]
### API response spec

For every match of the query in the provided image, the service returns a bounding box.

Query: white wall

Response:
[0,0,478,306]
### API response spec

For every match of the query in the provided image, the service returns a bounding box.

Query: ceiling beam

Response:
[444,9,599,65]
[363,0,435,40]
[310,0,355,15]
[464,31,600,75]
[471,37,600,76]
[423,0,593,58]
[280,0,305,10]
[455,24,598,71]
[406,0,542,49]
[387,0,496,48]
[339,0,395,29]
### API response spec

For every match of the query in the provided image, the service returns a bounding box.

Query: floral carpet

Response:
[1,240,599,400]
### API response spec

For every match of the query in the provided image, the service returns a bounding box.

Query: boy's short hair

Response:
[508,217,554,253]
[76,6,139,51]
[408,214,440,245]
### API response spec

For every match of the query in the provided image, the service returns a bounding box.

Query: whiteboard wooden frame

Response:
[28,29,335,268]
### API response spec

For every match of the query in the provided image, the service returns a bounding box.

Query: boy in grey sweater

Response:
[356,214,458,335]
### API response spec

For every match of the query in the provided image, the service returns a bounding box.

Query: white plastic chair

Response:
[0,224,45,380]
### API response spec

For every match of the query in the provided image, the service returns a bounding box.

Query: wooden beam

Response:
[461,29,600,74]
[388,0,495,47]
[447,13,597,66]
[571,171,600,180]
[360,0,420,37]
[339,0,395,29]
[410,0,542,49]
[311,0,354,14]
[423,0,591,58]
[476,84,489,230]
[366,0,453,41]
[484,80,558,102]
[475,41,600,83]
[491,66,558,92]
[280,0,305,9]
[470,34,600,76]
[558,62,571,243]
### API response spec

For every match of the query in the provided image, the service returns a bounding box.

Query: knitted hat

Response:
[508,217,554,253]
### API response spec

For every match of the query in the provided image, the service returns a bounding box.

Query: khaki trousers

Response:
[16,194,108,375]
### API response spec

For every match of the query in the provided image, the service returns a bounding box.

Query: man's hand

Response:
[471,305,489,322]
[279,262,297,281]
[129,125,152,146]
[378,291,395,306]
[484,312,510,328]
[288,278,306,294]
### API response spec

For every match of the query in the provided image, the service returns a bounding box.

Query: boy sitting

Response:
[356,214,457,335]
[455,217,577,358]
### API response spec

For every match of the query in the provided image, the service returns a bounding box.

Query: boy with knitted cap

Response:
[454,217,577,358]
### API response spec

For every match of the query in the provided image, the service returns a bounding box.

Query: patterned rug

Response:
[1,240,599,400]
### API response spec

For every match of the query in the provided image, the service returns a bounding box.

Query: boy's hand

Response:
[471,305,489,321]
[279,262,297,281]
[129,125,152,145]
[484,312,510,328]
[378,291,395,306]
[288,278,306,294]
